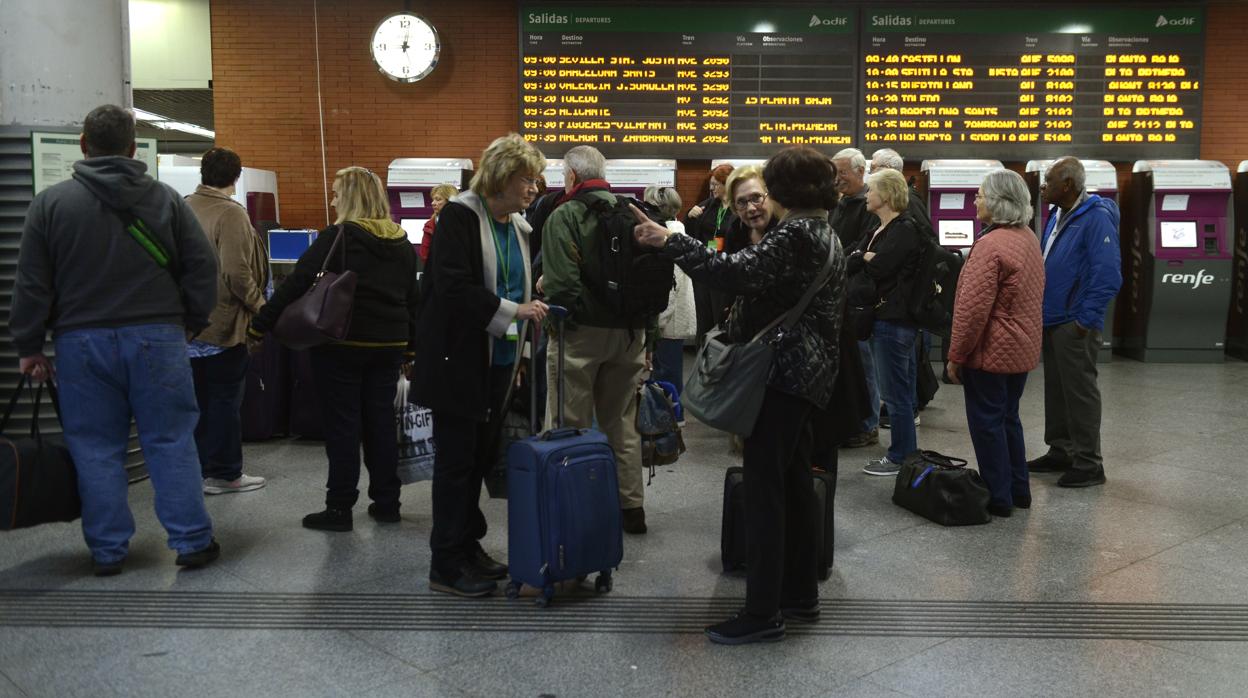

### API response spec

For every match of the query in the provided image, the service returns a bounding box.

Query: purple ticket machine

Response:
[1025,159,1120,363]
[1228,161,1248,360]
[1119,161,1234,362]
[919,159,1004,254]
[603,158,676,202]
[386,158,473,260]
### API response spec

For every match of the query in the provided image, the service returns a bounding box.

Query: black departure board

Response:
[518,4,1205,160]
[519,6,858,158]
[860,7,1204,159]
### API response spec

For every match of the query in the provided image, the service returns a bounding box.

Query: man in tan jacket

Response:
[185,147,269,495]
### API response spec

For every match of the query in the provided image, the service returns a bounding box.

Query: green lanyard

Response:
[483,199,513,292]
[715,205,728,230]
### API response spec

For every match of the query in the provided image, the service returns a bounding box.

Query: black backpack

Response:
[907,235,963,337]
[576,193,674,322]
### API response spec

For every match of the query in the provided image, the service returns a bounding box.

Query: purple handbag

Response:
[273,225,356,350]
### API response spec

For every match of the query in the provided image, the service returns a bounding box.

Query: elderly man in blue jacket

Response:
[1027,157,1122,488]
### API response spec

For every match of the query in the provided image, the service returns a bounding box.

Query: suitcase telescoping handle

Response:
[529,305,571,434]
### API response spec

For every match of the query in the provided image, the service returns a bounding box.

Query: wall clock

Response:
[371,12,440,83]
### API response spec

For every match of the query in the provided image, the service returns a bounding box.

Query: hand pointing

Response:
[630,203,672,248]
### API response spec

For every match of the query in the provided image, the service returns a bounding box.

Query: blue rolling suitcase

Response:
[505,307,623,607]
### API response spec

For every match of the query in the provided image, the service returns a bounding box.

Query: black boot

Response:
[303,508,353,532]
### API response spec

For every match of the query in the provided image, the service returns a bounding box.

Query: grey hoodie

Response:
[9,156,218,355]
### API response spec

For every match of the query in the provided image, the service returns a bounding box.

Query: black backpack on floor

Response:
[576,194,674,323]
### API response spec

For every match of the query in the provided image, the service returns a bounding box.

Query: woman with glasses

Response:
[684,163,736,245]
[409,134,550,598]
[250,166,419,532]
[723,165,777,253]
[848,168,924,477]
[633,146,845,645]
[946,170,1045,517]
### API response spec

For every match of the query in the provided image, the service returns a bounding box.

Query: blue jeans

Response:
[191,344,248,481]
[961,368,1029,509]
[652,338,686,398]
[871,320,918,464]
[858,340,880,432]
[54,324,214,563]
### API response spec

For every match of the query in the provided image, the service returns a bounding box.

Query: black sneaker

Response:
[429,567,497,598]
[622,507,647,535]
[1013,492,1032,509]
[1057,469,1107,488]
[780,600,820,624]
[367,503,401,524]
[93,559,123,577]
[175,539,221,568]
[705,612,786,645]
[988,503,1013,518]
[303,508,353,532]
[471,546,508,580]
[1027,454,1072,473]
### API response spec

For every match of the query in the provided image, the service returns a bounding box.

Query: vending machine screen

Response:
[1160,221,1198,249]
[401,219,427,244]
[938,219,975,247]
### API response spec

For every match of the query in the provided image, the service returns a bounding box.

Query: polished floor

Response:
[3,359,1248,697]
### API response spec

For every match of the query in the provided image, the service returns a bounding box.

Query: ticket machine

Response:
[541,158,566,196]
[1118,160,1234,362]
[604,158,676,200]
[1025,159,1120,363]
[1227,161,1248,360]
[386,158,473,254]
[159,163,280,227]
[919,160,1004,253]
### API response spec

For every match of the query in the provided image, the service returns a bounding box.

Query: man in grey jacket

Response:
[10,105,222,576]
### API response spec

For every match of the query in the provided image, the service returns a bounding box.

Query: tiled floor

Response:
[2,359,1248,697]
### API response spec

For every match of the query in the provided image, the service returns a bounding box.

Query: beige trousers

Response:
[545,325,646,509]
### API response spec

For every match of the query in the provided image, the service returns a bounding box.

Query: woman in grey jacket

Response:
[633,146,846,646]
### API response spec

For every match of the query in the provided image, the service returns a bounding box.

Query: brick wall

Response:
[214,0,1248,228]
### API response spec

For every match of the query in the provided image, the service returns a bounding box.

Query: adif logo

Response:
[1161,269,1215,289]
[1156,15,1196,27]
[809,14,848,27]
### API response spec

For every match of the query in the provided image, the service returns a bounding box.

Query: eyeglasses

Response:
[519,176,540,189]
[733,192,768,210]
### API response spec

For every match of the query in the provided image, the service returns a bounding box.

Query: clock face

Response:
[371,13,440,83]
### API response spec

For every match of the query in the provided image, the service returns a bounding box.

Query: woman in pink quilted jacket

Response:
[946,169,1045,518]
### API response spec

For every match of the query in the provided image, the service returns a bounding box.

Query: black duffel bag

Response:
[1,377,80,530]
[891,450,990,526]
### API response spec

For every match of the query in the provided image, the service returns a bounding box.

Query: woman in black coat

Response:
[408,134,549,599]
[634,146,846,646]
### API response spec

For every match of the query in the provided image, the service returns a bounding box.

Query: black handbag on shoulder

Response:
[891,450,990,526]
[1,378,80,531]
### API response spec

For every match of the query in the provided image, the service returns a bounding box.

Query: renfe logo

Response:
[1161,269,1216,289]
[809,14,848,27]
[1156,15,1197,27]
[872,15,912,27]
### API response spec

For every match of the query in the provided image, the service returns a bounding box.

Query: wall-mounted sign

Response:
[32,132,159,195]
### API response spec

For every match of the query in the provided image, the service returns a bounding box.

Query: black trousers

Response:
[742,388,819,618]
[309,345,404,510]
[190,344,248,481]
[430,365,512,576]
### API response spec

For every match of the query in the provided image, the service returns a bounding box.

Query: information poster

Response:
[520,5,858,157]
[859,7,1203,158]
[32,132,160,194]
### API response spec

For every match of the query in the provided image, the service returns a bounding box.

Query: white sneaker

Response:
[914,414,922,427]
[203,474,267,495]
[863,457,902,477]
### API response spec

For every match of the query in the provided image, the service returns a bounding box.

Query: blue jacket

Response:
[1039,194,1122,330]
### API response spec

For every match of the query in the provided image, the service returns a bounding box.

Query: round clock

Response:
[370,12,440,83]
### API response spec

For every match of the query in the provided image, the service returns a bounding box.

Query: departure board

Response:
[519,6,858,158]
[860,7,1204,159]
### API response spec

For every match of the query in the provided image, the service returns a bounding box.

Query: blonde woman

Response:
[250,166,419,532]
[410,134,549,598]
[420,183,459,263]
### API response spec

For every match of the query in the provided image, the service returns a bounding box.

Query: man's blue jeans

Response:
[871,320,918,464]
[858,340,880,432]
[54,324,214,564]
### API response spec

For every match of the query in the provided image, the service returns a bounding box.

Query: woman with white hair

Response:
[643,186,696,399]
[946,169,1045,518]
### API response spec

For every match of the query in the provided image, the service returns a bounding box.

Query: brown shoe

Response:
[843,429,879,448]
[622,507,647,535]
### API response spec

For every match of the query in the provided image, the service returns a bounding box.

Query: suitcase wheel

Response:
[535,586,555,608]
[594,571,613,593]
[505,581,521,600]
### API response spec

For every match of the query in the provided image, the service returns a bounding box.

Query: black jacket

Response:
[664,213,846,409]
[830,192,880,252]
[252,221,419,346]
[907,188,936,239]
[409,198,533,421]
[683,197,736,244]
[847,214,923,324]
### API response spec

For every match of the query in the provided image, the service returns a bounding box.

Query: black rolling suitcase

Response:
[721,467,835,581]
[241,336,290,441]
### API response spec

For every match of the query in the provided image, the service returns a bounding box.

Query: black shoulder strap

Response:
[751,235,838,342]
